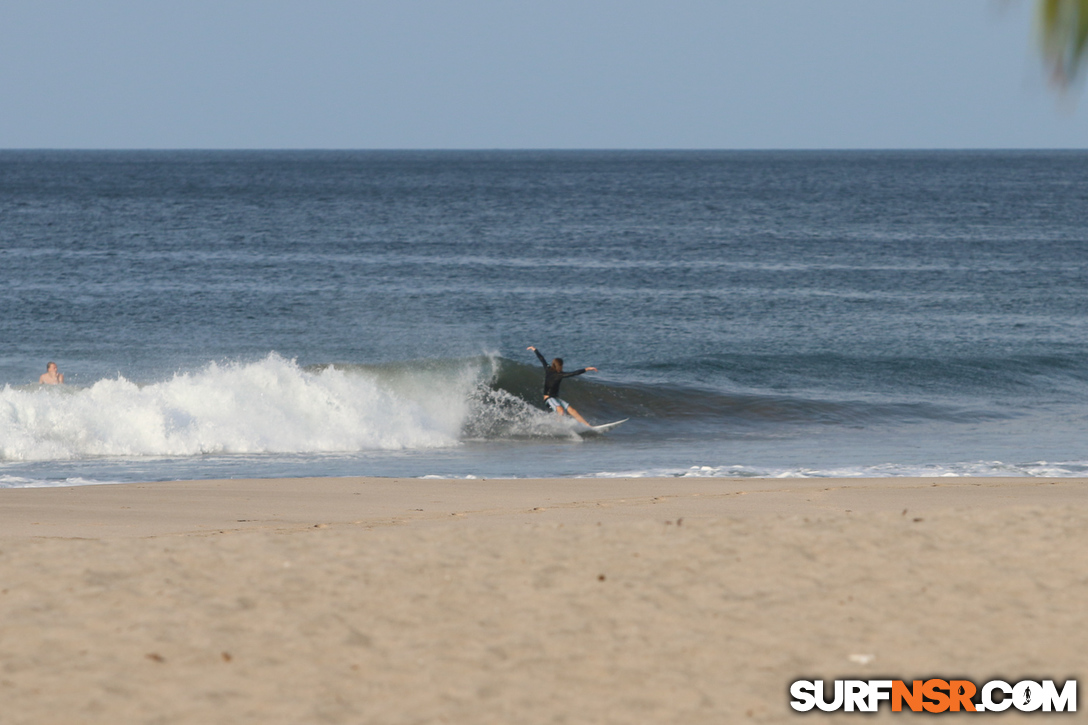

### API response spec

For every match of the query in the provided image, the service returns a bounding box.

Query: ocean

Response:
[2,150,1087,487]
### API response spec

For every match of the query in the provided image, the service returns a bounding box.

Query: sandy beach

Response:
[1,475,1084,723]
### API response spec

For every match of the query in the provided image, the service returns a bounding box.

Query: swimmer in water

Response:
[527,346,597,426]
[39,361,64,385]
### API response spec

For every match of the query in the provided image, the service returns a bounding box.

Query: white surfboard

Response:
[580,418,629,435]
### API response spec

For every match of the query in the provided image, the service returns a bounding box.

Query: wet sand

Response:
[1,476,1084,723]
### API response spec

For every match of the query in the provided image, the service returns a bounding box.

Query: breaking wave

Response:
[0,352,1003,464]
[0,353,576,462]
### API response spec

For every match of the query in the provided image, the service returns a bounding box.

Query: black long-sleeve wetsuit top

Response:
[534,349,587,398]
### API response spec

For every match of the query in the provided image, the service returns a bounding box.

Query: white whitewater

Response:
[0,354,470,461]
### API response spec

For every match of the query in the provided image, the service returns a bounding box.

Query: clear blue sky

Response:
[1,0,1083,149]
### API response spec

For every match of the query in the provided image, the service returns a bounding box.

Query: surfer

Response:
[38,361,64,385]
[527,346,597,426]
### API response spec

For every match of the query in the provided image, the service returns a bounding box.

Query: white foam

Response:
[0,354,475,462]
[0,475,122,489]
[588,460,1088,479]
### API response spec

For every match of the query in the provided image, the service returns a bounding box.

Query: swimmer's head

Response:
[46,362,57,372]
[550,358,563,372]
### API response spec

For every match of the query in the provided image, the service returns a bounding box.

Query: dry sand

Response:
[0,476,1084,724]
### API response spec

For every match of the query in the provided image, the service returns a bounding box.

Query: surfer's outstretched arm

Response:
[528,346,549,368]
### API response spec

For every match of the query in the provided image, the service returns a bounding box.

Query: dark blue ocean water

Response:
[2,150,1087,486]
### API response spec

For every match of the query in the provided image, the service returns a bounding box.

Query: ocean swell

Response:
[0,352,1010,464]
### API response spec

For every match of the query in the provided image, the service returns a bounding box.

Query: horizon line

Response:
[1,147,1086,153]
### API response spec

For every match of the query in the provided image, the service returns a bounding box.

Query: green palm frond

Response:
[1040,0,1088,84]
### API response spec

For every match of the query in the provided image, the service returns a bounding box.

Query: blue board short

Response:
[545,397,570,412]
